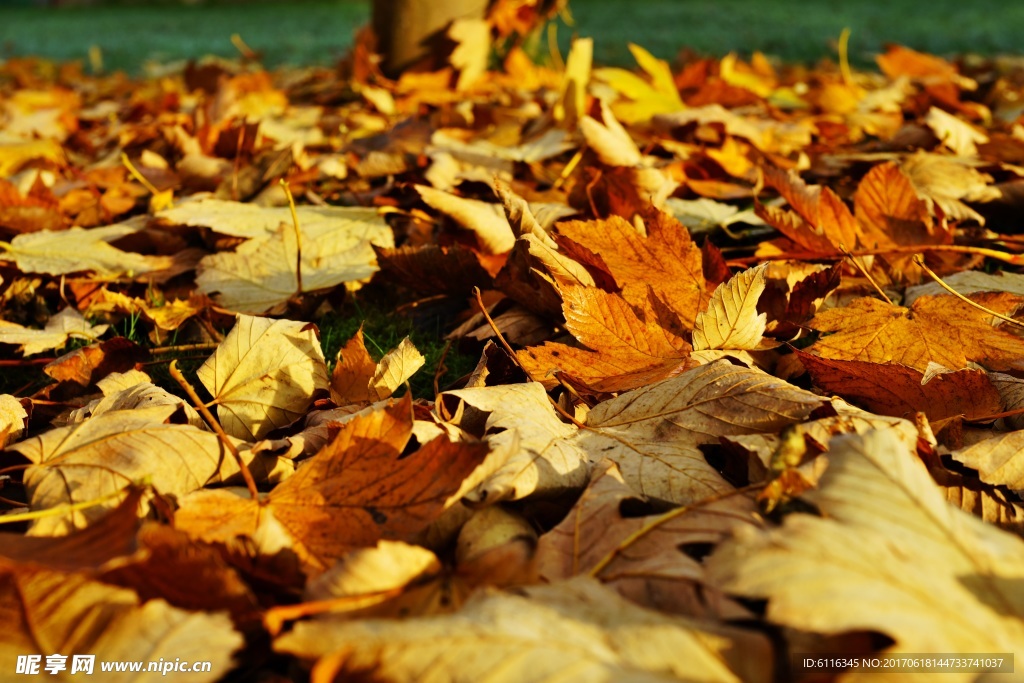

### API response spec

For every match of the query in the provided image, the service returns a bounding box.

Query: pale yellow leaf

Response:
[924,106,988,156]
[276,577,769,683]
[449,18,490,91]
[438,382,587,504]
[8,406,254,535]
[579,101,643,167]
[693,263,769,351]
[0,394,27,447]
[555,37,592,125]
[572,361,823,505]
[708,429,1024,683]
[0,307,108,356]
[370,337,425,400]
[0,225,172,278]
[415,185,515,254]
[197,315,329,440]
[195,207,392,315]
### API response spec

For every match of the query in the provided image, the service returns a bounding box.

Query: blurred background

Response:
[1,0,1022,73]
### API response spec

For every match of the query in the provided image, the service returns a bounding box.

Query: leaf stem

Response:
[168,360,260,501]
[0,486,131,525]
[121,152,161,196]
[838,242,892,305]
[280,178,304,296]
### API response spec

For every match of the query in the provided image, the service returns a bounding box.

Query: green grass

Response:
[3,0,1024,74]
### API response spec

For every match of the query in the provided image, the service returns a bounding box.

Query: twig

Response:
[168,360,260,501]
[433,340,452,399]
[838,242,892,305]
[726,243,1024,268]
[913,255,1024,328]
[472,287,587,429]
[149,342,220,355]
[121,153,162,196]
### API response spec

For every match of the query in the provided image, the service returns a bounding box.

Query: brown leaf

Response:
[797,351,1003,422]
[175,396,488,574]
[536,459,757,618]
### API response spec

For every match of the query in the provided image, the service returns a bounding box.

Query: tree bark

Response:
[372,0,490,77]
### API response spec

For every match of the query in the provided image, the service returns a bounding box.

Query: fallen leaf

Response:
[195,206,393,314]
[693,263,770,351]
[0,307,107,356]
[276,577,771,683]
[0,565,241,683]
[797,351,1003,422]
[175,396,488,573]
[707,429,1024,678]
[536,459,757,618]
[8,405,269,536]
[438,382,587,503]
[0,224,173,277]
[0,394,27,446]
[572,361,823,505]
[197,315,329,440]
[519,285,693,393]
[554,210,708,327]
[807,294,1024,372]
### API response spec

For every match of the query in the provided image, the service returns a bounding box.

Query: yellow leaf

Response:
[708,429,1024,675]
[693,263,770,351]
[0,307,108,356]
[197,315,329,440]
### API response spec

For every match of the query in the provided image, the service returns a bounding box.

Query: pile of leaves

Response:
[3,12,1024,682]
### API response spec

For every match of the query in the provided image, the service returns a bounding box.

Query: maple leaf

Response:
[807,293,1024,372]
[536,459,758,618]
[594,44,686,124]
[572,361,823,505]
[0,567,242,683]
[797,351,1003,423]
[193,205,393,314]
[708,429,1024,673]
[276,577,771,683]
[0,307,108,356]
[175,396,488,574]
[518,285,694,393]
[438,382,587,503]
[554,210,708,327]
[197,315,329,441]
[0,394,27,447]
[8,405,278,536]
[330,329,425,405]
[0,224,173,277]
[692,263,772,352]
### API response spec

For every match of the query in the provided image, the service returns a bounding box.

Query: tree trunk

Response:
[372,0,490,77]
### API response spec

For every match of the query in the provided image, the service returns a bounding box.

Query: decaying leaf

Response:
[572,361,823,505]
[693,263,770,351]
[807,294,1024,372]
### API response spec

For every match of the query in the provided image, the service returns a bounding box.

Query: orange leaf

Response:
[808,293,1024,372]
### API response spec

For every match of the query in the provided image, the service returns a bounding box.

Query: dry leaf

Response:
[572,361,823,505]
[693,263,770,351]
[0,394,27,446]
[175,396,488,574]
[0,307,107,356]
[808,294,1024,372]
[197,315,329,440]
[708,429,1024,681]
[276,577,771,683]
[0,224,172,277]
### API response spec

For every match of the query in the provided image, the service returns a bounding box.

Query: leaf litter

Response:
[3,3,1024,680]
